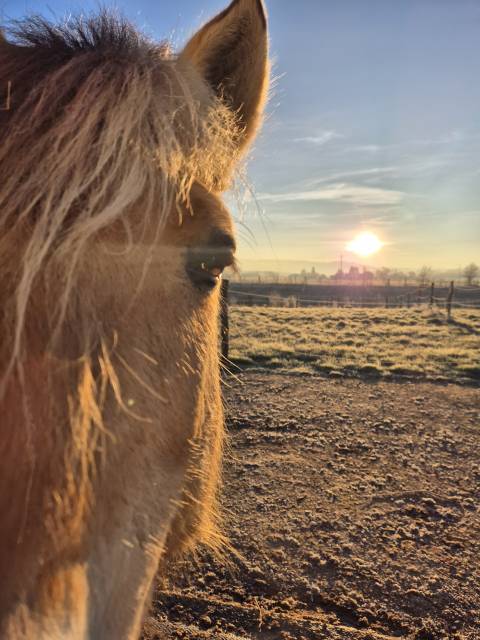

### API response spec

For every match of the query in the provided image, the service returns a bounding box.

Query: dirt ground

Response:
[143,372,480,640]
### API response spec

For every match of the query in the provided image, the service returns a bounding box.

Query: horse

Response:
[0,0,269,637]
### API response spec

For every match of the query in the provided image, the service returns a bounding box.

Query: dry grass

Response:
[228,306,480,383]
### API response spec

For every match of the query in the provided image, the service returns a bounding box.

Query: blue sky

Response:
[2,0,479,271]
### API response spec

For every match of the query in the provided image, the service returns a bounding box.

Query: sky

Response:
[2,0,479,273]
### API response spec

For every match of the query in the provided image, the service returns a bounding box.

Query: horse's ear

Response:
[181,0,269,154]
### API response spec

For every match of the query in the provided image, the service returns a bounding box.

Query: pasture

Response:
[228,306,480,383]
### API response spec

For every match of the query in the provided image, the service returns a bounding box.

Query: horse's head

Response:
[0,1,268,637]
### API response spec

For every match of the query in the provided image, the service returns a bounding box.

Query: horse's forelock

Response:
[0,12,239,374]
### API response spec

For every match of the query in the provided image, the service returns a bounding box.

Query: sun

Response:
[346,232,383,258]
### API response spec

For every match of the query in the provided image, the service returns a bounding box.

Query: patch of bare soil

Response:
[143,373,480,639]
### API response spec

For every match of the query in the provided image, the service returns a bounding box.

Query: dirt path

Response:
[143,373,480,639]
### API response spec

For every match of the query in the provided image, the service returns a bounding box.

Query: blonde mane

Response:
[0,12,239,376]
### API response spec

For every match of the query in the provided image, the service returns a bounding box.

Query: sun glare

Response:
[346,232,383,258]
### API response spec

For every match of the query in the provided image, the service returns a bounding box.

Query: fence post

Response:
[220,278,229,361]
[385,279,390,308]
[446,280,454,320]
[430,282,435,307]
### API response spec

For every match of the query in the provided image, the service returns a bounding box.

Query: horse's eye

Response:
[186,244,235,290]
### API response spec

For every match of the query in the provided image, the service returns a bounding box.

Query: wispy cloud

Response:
[345,144,383,154]
[306,167,398,187]
[294,130,343,146]
[409,130,467,146]
[258,182,404,206]
[343,130,475,155]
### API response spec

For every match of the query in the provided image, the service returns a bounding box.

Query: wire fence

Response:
[226,282,480,311]
[219,280,480,362]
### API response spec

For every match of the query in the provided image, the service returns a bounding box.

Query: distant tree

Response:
[376,267,391,284]
[463,263,479,285]
[407,271,417,285]
[417,266,433,287]
[391,270,405,283]
[361,268,374,284]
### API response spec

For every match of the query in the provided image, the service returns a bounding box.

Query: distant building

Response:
[331,269,344,281]
[331,266,373,283]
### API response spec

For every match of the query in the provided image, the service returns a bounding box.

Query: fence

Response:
[219,280,480,358]
[226,281,480,312]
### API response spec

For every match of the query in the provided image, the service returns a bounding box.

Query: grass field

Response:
[228,306,480,383]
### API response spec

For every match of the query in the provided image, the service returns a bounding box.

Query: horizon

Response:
[228,257,473,279]
[2,0,479,271]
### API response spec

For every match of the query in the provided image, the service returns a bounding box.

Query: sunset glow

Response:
[347,232,383,258]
